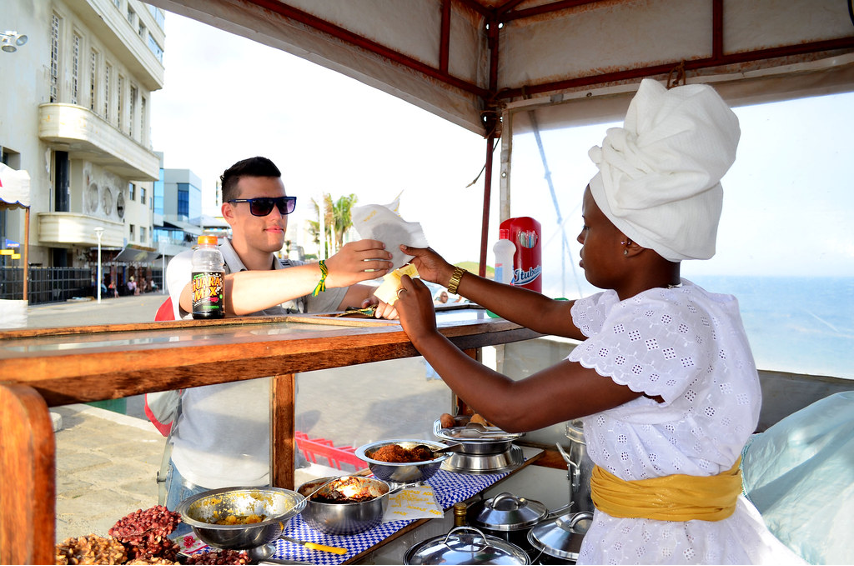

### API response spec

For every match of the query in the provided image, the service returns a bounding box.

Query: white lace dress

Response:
[569,281,804,565]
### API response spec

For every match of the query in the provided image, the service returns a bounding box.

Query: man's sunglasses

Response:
[228,196,297,216]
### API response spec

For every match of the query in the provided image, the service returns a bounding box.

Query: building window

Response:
[139,21,146,39]
[104,63,111,119]
[147,35,163,63]
[127,7,136,26]
[117,75,123,131]
[129,85,137,138]
[89,49,98,111]
[112,0,120,8]
[129,224,135,242]
[177,185,190,218]
[71,33,81,105]
[140,226,147,244]
[140,186,146,205]
[140,96,147,145]
[147,5,165,30]
[129,182,136,201]
[50,14,60,103]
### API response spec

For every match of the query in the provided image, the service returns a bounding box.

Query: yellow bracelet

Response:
[312,260,328,296]
[447,266,466,295]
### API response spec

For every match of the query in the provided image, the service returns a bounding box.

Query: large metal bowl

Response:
[176,487,306,550]
[297,476,392,535]
[355,439,449,484]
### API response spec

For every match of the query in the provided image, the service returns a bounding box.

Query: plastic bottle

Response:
[493,228,516,285]
[191,234,225,319]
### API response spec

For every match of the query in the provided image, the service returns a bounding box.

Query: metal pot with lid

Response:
[469,492,548,549]
[527,511,593,563]
[405,526,531,565]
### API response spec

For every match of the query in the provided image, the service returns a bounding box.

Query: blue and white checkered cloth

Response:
[273,468,510,564]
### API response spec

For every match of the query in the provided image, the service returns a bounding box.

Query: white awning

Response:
[0,163,30,209]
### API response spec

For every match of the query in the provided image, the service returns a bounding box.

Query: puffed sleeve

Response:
[568,292,712,404]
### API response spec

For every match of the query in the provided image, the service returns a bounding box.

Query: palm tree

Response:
[331,193,358,250]
[308,193,358,256]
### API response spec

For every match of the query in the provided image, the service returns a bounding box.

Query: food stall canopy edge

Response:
[145,0,854,264]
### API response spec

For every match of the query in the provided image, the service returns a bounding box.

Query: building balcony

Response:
[39,104,159,182]
[37,213,124,248]
[66,0,165,91]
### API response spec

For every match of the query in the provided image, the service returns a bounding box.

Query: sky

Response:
[150,12,854,296]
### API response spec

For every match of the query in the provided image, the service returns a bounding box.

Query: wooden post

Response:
[23,207,29,301]
[0,384,55,564]
[270,374,296,490]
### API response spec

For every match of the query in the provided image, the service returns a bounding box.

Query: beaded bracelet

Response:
[312,260,328,296]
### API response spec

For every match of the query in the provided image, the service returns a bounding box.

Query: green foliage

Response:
[454,261,494,279]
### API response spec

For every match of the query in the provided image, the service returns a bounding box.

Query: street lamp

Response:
[1,31,28,53]
[94,227,104,304]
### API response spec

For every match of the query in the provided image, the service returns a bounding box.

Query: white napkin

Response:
[352,196,429,269]
[382,485,444,522]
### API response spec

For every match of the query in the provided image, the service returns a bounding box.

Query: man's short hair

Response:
[221,157,282,202]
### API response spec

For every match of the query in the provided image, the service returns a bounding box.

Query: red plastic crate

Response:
[295,431,366,470]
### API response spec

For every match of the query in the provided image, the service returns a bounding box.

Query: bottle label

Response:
[192,271,225,319]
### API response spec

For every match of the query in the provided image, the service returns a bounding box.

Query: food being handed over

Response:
[373,264,419,305]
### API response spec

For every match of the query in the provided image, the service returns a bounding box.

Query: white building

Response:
[0,0,165,281]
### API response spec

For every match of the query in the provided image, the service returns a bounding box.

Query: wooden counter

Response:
[0,309,541,564]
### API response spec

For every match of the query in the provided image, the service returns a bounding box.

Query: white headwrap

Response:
[588,79,740,261]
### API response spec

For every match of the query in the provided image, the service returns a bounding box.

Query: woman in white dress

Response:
[394,79,803,564]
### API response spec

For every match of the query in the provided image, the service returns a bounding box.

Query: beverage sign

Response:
[500,217,542,293]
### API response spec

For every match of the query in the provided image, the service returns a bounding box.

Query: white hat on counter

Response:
[588,78,741,261]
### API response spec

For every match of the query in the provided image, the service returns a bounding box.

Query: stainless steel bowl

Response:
[434,418,523,455]
[176,487,306,550]
[355,439,449,484]
[297,475,392,535]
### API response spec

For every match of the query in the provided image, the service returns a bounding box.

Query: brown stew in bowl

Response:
[370,444,436,463]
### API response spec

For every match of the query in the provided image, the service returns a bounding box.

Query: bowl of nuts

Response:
[176,487,306,555]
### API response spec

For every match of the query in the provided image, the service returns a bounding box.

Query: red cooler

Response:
[500,217,542,293]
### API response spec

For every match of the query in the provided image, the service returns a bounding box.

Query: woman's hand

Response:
[394,274,439,345]
[325,240,393,287]
[400,245,454,288]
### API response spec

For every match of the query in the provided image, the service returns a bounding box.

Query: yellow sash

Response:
[590,457,742,522]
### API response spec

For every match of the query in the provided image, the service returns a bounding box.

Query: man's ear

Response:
[222,202,236,224]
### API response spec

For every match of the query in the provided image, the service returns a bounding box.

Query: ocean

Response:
[550,275,854,380]
[690,275,854,380]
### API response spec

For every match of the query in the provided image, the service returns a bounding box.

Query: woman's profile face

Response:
[577,186,626,289]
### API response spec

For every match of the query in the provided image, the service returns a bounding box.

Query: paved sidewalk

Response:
[54,404,166,541]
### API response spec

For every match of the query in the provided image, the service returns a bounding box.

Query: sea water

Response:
[690,275,854,380]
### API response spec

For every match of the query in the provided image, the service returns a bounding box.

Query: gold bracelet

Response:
[447,266,466,295]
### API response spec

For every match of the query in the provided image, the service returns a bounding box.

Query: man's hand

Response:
[361,295,399,320]
[325,240,393,288]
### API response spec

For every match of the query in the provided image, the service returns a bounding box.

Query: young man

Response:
[162,156,396,512]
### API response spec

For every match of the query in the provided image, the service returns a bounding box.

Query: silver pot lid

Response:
[405,526,531,565]
[527,512,592,560]
[471,492,548,532]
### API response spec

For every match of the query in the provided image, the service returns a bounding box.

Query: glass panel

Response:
[294,357,453,479]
